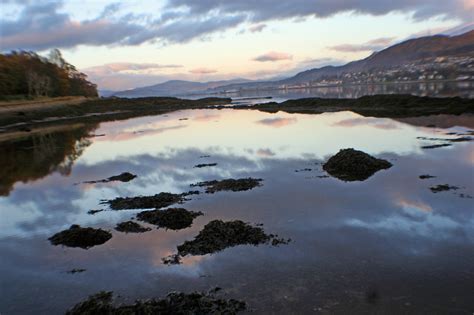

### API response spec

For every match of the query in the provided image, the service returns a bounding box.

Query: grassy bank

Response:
[0,96,232,131]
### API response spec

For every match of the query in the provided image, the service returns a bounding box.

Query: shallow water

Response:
[193,81,474,101]
[1,109,473,314]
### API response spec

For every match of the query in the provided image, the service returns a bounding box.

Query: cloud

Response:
[329,37,395,53]
[249,23,267,33]
[189,67,218,74]
[0,1,145,51]
[256,117,297,128]
[84,63,183,76]
[167,0,474,23]
[3,0,472,51]
[332,117,400,130]
[253,51,293,62]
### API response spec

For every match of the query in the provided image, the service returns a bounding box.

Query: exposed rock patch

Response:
[48,225,112,249]
[164,220,289,264]
[67,268,86,274]
[430,184,460,193]
[103,191,199,210]
[66,290,246,315]
[115,221,151,233]
[421,143,452,149]
[419,174,436,179]
[194,163,218,168]
[137,208,203,230]
[87,209,104,215]
[191,178,262,193]
[81,172,137,184]
[323,149,392,181]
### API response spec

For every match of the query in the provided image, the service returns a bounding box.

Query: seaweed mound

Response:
[82,172,137,184]
[48,225,112,249]
[104,191,198,210]
[191,178,262,193]
[430,184,459,193]
[323,148,392,181]
[66,290,246,315]
[173,220,288,259]
[115,221,151,233]
[107,172,137,182]
[137,208,203,230]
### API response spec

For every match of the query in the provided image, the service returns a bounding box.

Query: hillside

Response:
[217,30,474,91]
[113,78,251,97]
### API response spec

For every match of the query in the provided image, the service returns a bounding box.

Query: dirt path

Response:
[0,96,91,114]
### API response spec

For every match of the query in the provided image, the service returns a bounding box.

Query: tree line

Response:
[0,49,98,99]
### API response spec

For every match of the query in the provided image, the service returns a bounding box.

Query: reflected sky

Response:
[1,109,473,314]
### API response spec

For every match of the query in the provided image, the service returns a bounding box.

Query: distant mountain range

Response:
[111,30,474,97]
[112,78,251,97]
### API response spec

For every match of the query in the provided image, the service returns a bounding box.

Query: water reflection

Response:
[211,81,474,102]
[1,109,473,314]
[0,124,97,196]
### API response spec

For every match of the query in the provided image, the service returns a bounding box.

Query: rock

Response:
[48,225,112,249]
[194,163,218,168]
[421,144,452,149]
[114,221,151,233]
[430,184,459,193]
[323,148,392,181]
[66,290,246,315]
[104,191,198,210]
[191,178,263,193]
[419,174,436,179]
[163,220,289,264]
[137,208,203,230]
[82,172,137,184]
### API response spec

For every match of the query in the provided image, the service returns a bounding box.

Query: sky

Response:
[1,0,473,91]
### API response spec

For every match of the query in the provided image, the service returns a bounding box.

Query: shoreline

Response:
[0,94,472,141]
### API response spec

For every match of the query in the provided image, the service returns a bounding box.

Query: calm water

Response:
[192,81,474,101]
[1,109,474,314]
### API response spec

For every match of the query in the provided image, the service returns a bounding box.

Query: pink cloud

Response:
[189,67,218,74]
[253,51,293,62]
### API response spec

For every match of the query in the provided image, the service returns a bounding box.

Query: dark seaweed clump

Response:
[430,184,460,193]
[191,178,262,193]
[87,209,104,215]
[115,221,151,233]
[323,148,392,181]
[419,174,436,179]
[67,268,86,274]
[82,172,137,184]
[194,163,218,168]
[164,220,289,264]
[103,191,199,210]
[421,143,452,149]
[137,208,203,230]
[48,225,112,249]
[66,290,246,315]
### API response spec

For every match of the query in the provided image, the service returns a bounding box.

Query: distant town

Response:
[220,55,474,93]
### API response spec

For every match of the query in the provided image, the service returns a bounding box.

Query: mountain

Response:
[442,22,474,36]
[113,78,251,97]
[213,30,474,91]
[112,31,474,97]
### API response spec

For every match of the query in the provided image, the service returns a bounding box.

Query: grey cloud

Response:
[2,0,472,51]
[167,0,473,22]
[253,51,293,62]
